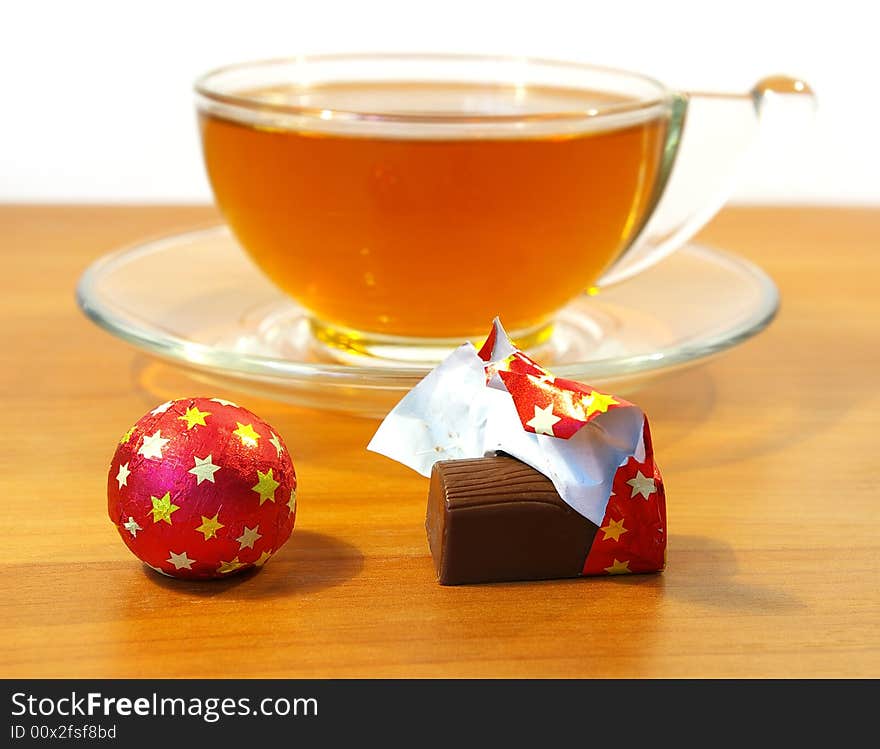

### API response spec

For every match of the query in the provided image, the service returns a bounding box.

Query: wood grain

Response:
[1,204,877,678]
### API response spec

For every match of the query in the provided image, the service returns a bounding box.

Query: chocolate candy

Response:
[426,455,599,585]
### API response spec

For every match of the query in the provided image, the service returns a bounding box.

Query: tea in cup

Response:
[196,54,811,360]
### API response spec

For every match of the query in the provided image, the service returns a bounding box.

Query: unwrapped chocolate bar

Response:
[427,455,599,584]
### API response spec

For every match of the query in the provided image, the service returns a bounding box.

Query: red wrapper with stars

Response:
[107,397,296,579]
[369,318,665,580]
[476,322,666,576]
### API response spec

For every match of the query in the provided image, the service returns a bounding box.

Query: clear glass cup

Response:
[195,53,813,362]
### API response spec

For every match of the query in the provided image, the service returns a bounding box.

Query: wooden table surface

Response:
[1,204,877,678]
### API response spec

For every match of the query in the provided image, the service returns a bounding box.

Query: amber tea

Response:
[200,80,669,342]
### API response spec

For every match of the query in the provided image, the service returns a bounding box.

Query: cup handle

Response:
[598,76,816,287]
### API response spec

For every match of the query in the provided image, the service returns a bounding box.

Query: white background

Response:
[1,0,878,204]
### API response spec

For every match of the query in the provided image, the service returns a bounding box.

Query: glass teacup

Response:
[195,54,812,361]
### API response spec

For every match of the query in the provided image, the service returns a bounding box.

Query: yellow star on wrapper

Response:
[196,512,224,540]
[254,550,273,567]
[286,488,297,514]
[233,422,261,447]
[600,517,628,542]
[585,390,619,418]
[178,406,211,430]
[252,469,279,505]
[149,492,179,525]
[217,557,246,575]
[604,558,631,575]
[119,426,136,445]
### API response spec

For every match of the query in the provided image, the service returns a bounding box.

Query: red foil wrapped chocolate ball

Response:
[107,397,296,579]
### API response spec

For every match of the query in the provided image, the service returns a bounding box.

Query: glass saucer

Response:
[76,226,778,417]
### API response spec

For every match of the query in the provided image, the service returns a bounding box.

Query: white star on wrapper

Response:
[123,516,142,537]
[210,398,238,407]
[166,550,195,570]
[150,401,174,415]
[138,430,170,460]
[115,462,131,489]
[146,563,172,577]
[254,550,273,567]
[526,404,561,436]
[188,454,221,485]
[626,470,656,500]
[269,432,284,459]
[236,525,262,550]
